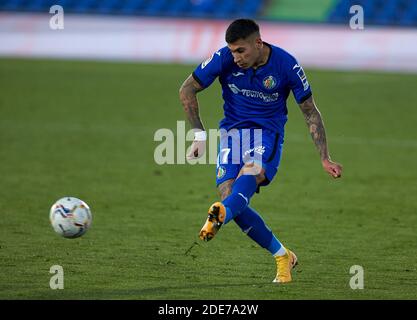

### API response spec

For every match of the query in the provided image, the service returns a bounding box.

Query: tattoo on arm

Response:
[179,74,205,130]
[299,96,329,161]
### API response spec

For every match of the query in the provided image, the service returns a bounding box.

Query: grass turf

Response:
[0,58,416,299]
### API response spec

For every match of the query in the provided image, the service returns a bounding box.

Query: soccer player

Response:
[179,19,342,283]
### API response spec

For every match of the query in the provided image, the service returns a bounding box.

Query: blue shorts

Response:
[216,128,284,189]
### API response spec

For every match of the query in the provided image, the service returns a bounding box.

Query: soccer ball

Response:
[49,197,92,238]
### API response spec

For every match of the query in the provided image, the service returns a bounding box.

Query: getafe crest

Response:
[263,75,277,89]
[217,166,226,179]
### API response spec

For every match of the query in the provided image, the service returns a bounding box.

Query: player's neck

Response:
[252,44,270,70]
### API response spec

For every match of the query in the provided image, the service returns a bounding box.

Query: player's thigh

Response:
[261,131,284,186]
[216,162,239,196]
[216,128,241,188]
[240,129,283,186]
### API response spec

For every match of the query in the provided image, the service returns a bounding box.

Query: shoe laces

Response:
[276,253,290,278]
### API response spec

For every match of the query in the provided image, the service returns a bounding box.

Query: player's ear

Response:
[255,37,263,49]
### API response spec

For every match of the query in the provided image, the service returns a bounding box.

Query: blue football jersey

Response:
[193,43,312,136]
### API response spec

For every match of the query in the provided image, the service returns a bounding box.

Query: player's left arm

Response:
[298,95,343,178]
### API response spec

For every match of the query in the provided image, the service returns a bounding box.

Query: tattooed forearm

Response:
[179,74,205,130]
[299,96,329,161]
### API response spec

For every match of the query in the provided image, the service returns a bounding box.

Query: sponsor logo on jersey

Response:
[227,84,279,102]
[201,51,221,69]
[293,63,309,91]
[243,145,266,158]
[201,54,213,69]
[228,83,240,94]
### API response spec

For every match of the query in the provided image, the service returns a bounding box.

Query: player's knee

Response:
[240,163,266,185]
[220,189,231,201]
[218,179,234,200]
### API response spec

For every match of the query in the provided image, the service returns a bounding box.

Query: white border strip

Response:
[1,12,417,73]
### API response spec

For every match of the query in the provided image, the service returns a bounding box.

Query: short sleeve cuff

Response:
[192,72,205,88]
[297,91,312,104]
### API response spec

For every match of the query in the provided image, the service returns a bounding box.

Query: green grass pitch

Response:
[0,58,416,299]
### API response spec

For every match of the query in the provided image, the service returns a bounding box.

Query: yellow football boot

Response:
[273,249,298,283]
[199,202,226,241]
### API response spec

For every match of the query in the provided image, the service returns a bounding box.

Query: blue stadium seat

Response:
[0,0,260,19]
[164,0,190,16]
[119,0,146,15]
[1,0,414,26]
[24,0,45,12]
[1,0,23,11]
[95,0,118,14]
[328,0,417,26]
[71,0,96,14]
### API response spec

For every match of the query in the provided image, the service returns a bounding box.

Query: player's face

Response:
[228,35,263,69]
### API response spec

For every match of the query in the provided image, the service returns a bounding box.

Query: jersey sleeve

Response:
[192,50,223,88]
[286,56,312,104]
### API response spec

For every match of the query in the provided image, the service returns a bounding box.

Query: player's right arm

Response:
[179,74,205,131]
[179,49,224,160]
[179,75,206,159]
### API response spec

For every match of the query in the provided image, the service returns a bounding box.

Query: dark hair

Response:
[225,19,260,44]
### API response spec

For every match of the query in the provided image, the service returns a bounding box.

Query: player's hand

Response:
[186,140,206,160]
[322,158,342,178]
[186,130,207,160]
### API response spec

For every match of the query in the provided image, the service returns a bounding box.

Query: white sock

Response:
[273,246,287,257]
